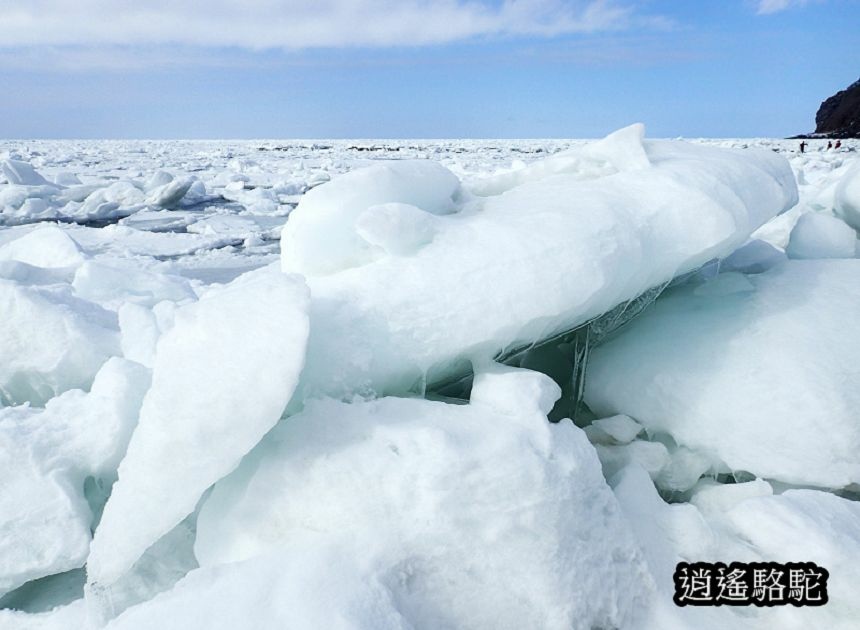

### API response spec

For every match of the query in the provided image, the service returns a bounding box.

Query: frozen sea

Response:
[2,136,852,284]
[1,131,859,630]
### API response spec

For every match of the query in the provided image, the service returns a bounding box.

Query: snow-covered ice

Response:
[191,366,652,630]
[613,464,860,630]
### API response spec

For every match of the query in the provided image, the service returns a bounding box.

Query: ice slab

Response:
[2,160,52,187]
[785,212,856,259]
[72,261,196,308]
[146,178,193,208]
[86,267,310,602]
[834,161,860,231]
[0,359,149,597]
[585,260,860,488]
[0,226,85,269]
[591,414,643,444]
[283,126,798,402]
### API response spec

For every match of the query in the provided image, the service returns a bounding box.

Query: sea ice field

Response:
[1,126,859,629]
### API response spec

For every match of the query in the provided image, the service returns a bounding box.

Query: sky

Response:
[0,0,858,139]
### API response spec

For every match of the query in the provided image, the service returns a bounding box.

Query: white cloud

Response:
[755,0,814,15]
[0,0,661,49]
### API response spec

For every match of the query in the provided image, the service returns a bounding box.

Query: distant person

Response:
[800,141,807,153]
[835,140,842,150]
[827,141,833,150]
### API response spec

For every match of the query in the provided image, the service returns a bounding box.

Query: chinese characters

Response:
[673,562,828,607]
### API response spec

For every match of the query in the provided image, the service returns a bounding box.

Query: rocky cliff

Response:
[813,78,860,138]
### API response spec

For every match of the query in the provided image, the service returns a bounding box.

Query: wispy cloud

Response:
[0,46,281,73]
[755,0,815,15]
[0,0,667,49]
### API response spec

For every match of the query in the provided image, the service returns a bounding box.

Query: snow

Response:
[105,546,411,630]
[614,463,860,630]
[0,600,87,630]
[585,261,860,488]
[722,489,860,627]
[85,267,310,610]
[193,366,652,630]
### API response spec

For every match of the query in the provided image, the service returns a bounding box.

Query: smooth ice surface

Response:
[86,268,310,595]
[0,359,149,596]
[194,367,652,630]
[285,126,797,401]
[585,260,860,488]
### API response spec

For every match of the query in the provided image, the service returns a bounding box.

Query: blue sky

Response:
[0,0,858,138]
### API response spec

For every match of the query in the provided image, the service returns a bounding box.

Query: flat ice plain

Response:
[1,130,859,630]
